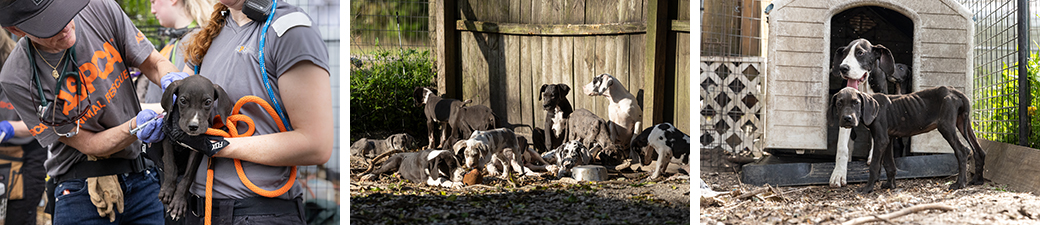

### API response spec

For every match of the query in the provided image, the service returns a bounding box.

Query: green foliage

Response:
[350,0,429,51]
[975,49,1040,148]
[116,0,162,46]
[350,49,434,142]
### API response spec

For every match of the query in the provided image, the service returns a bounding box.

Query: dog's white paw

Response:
[360,174,376,181]
[829,170,847,187]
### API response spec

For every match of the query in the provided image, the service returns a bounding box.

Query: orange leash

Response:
[201,95,297,225]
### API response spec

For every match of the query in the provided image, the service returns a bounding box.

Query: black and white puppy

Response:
[583,74,642,150]
[832,87,985,193]
[361,148,466,188]
[452,128,524,183]
[412,87,466,149]
[350,133,415,166]
[540,84,574,151]
[541,140,593,178]
[829,38,897,187]
[158,75,233,220]
[630,123,691,179]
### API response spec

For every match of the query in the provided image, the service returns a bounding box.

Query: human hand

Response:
[161,72,190,91]
[135,110,164,143]
[0,121,12,143]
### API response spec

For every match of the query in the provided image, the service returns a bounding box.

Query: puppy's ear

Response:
[872,44,895,76]
[213,83,233,124]
[539,84,548,100]
[560,84,571,96]
[831,46,847,77]
[161,79,183,111]
[452,140,468,156]
[860,92,880,125]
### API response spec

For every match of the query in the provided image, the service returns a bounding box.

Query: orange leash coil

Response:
[201,95,297,225]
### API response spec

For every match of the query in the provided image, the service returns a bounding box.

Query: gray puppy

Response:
[350,133,415,166]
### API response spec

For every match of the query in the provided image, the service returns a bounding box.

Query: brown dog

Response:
[158,75,232,220]
[832,87,985,193]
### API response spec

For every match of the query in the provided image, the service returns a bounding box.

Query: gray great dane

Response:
[832,87,985,193]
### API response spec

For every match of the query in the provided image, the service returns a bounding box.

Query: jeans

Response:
[52,167,163,225]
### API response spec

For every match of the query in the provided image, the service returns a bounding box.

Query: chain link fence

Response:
[350,0,431,55]
[959,0,1037,147]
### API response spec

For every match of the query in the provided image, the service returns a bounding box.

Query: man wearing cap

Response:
[0,0,181,223]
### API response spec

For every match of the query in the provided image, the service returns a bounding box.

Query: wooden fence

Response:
[430,0,692,140]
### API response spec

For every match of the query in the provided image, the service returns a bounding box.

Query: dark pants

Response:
[184,196,305,225]
[52,167,164,225]
[6,141,45,225]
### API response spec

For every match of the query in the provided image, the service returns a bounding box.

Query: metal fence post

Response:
[1018,0,1031,146]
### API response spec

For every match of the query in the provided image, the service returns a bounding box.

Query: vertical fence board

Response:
[630,34,646,118]
[531,36,545,131]
[506,35,523,130]
[674,33,691,131]
[520,35,536,137]
[574,36,596,114]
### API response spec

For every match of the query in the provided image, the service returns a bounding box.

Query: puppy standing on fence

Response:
[829,38,896,187]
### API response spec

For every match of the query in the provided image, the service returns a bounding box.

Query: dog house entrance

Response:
[827,6,914,159]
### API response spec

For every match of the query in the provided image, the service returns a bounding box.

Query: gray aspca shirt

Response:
[188,1,329,200]
[0,0,153,177]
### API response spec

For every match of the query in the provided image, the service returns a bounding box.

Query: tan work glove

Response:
[86,156,125,222]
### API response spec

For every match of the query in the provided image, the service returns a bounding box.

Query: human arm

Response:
[56,119,138,157]
[212,61,333,166]
[7,120,31,137]
[138,50,180,87]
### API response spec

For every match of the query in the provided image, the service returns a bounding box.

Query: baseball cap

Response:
[0,0,89,38]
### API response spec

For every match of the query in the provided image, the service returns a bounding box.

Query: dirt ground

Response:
[700,167,1040,224]
[348,157,692,224]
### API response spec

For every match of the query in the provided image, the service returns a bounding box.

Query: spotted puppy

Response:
[630,123,691,179]
[350,133,414,166]
[541,140,593,178]
[453,128,524,184]
[361,148,466,188]
[584,73,642,150]
[488,136,552,177]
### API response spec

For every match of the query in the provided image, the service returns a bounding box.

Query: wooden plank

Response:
[741,154,960,187]
[520,35,536,136]
[506,35,522,129]
[673,33,690,131]
[510,0,522,23]
[671,20,690,32]
[980,139,1040,194]
[564,0,585,24]
[455,20,647,35]
[677,0,689,20]
[432,0,460,99]
[629,33,645,122]
[486,34,508,125]
[574,36,596,114]
[532,36,545,130]
[586,0,619,24]
[643,0,670,126]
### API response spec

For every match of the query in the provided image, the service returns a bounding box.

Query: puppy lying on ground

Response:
[541,140,594,178]
[350,133,414,166]
[629,123,691,180]
[453,128,524,185]
[361,148,466,188]
[832,87,985,193]
[487,136,552,177]
[158,75,232,220]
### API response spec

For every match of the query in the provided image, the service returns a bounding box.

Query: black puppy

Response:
[413,87,467,149]
[832,87,985,193]
[540,84,573,152]
[158,75,232,220]
[361,148,466,188]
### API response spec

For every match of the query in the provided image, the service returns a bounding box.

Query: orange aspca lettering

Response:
[136,31,146,44]
[56,76,87,115]
[29,123,48,136]
[0,101,13,110]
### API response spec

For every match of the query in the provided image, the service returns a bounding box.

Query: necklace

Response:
[30,41,65,79]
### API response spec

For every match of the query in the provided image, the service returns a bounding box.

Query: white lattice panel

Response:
[700,57,764,156]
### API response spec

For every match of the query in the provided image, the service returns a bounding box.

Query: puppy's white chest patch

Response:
[551,109,565,136]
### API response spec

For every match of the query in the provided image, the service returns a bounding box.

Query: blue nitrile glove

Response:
[161,72,190,91]
[135,109,164,143]
[0,121,13,143]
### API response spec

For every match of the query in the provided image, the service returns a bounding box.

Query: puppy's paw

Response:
[168,196,188,221]
[948,182,966,191]
[880,182,896,189]
[857,185,875,194]
[360,174,376,181]
[158,189,174,205]
[829,170,847,187]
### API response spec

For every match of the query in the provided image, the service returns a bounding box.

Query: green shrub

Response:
[350,49,434,143]
[975,49,1039,148]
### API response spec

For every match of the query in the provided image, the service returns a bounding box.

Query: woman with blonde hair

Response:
[139,0,216,103]
[160,0,332,224]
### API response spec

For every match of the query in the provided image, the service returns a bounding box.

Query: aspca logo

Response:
[136,31,146,44]
[0,101,13,110]
[57,42,124,115]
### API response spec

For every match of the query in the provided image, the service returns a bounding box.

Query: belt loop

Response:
[218,199,234,224]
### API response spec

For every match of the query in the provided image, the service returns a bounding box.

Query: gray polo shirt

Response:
[188,2,329,200]
[0,0,152,177]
